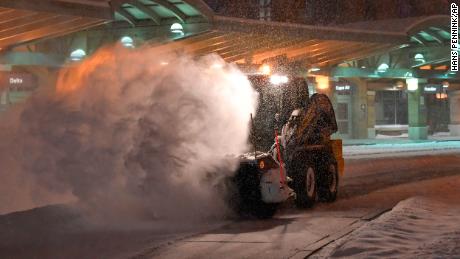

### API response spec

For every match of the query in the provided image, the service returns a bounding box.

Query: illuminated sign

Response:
[9,77,23,84]
[0,72,37,91]
[424,86,438,92]
[336,85,351,91]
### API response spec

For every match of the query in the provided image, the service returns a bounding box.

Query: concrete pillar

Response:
[449,90,460,136]
[349,78,368,139]
[367,91,376,138]
[407,78,428,140]
[0,89,9,113]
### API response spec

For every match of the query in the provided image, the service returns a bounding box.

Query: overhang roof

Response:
[0,0,213,50]
[0,6,105,50]
[154,15,450,67]
[0,0,451,69]
[338,15,451,46]
[109,0,213,26]
[152,16,404,67]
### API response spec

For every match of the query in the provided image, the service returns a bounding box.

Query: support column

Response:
[367,91,376,138]
[449,90,460,136]
[407,78,428,140]
[350,78,368,139]
[0,89,9,113]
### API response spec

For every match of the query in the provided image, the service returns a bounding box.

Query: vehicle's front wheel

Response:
[318,162,338,202]
[294,165,317,208]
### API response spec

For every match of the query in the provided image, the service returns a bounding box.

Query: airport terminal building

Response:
[0,0,458,140]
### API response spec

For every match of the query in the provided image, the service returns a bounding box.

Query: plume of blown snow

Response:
[0,45,258,222]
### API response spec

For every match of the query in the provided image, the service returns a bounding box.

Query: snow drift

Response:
[0,45,258,221]
[327,197,460,258]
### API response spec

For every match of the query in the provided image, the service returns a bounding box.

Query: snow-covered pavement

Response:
[1,152,460,259]
[344,140,460,159]
[312,173,460,258]
[148,171,460,259]
[317,197,460,258]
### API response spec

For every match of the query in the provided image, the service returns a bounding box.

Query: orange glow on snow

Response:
[56,48,115,94]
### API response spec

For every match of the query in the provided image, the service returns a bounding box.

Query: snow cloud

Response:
[0,45,258,222]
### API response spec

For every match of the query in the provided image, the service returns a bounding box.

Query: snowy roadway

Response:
[343,140,460,159]
[1,150,460,259]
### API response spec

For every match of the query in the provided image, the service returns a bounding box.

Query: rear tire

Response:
[318,162,338,202]
[294,165,317,208]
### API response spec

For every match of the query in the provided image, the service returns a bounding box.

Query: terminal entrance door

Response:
[335,94,352,139]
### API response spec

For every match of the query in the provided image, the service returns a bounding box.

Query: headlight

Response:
[258,160,265,169]
[257,157,278,171]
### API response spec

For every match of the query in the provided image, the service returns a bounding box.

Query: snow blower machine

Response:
[227,74,344,218]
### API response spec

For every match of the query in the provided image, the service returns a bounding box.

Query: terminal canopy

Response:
[0,0,212,50]
[0,0,451,70]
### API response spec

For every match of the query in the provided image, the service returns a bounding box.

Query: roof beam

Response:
[421,30,444,44]
[183,33,240,54]
[411,35,426,45]
[0,12,52,31]
[150,0,187,23]
[0,15,69,40]
[0,17,104,49]
[125,0,161,25]
[306,42,367,61]
[225,38,306,64]
[251,40,320,63]
[0,14,62,38]
[147,31,223,54]
[288,42,366,61]
[316,44,393,67]
[0,0,113,20]
[286,41,347,60]
[213,16,407,44]
[216,35,267,57]
[0,9,35,25]
[181,0,214,20]
[110,1,137,27]
[313,43,379,64]
[412,57,450,68]
[219,36,282,62]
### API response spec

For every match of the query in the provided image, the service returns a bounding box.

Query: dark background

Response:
[204,0,453,25]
